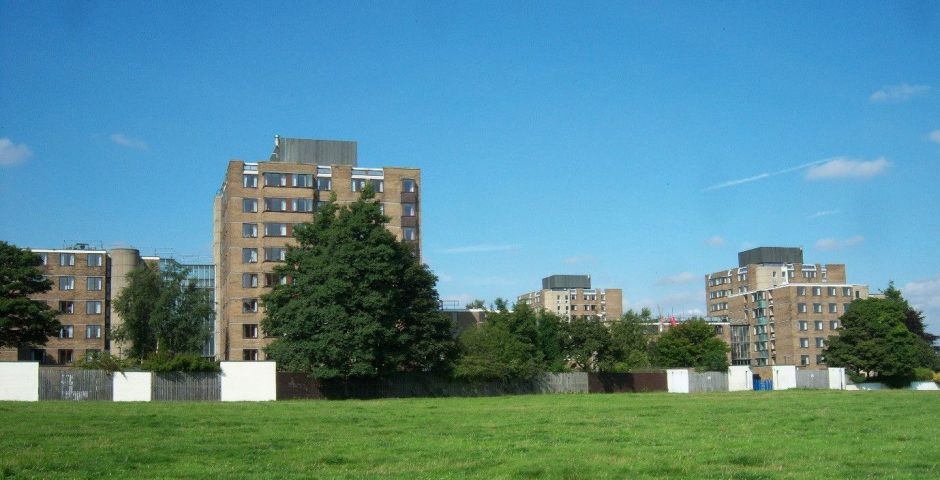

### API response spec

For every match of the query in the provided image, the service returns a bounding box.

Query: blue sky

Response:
[2,1,939,332]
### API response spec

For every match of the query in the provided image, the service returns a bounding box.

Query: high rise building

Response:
[213,137,421,361]
[517,274,623,322]
[705,247,869,370]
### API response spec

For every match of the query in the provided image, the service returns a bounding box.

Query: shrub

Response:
[934,371,940,384]
[74,352,136,372]
[913,367,934,382]
[141,353,220,373]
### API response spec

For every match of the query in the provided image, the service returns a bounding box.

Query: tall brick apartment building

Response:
[705,247,869,370]
[213,137,421,361]
[517,274,623,323]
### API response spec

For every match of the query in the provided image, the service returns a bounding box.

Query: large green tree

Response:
[560,316,611,372]
[650,319,729,371]
[261,188,456,378]
[825,292,938,380]
[0,241,60,349]
[454,302,548,380]
[603,309,654,371]
[112,262,213,360]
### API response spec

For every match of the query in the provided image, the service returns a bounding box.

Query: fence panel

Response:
[153,372,220,401]
[688,371,728,393]
[588,372,668,393]
[39,368,112,401]
[795,370,829,389]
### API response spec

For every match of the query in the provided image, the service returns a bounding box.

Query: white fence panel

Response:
[772,366,797,390]
[728,366,753,391]
[113,372,153,401]
[0,362,39,401]
[666,369,689,393]
[827,368,846,390]
[221,361,276,401]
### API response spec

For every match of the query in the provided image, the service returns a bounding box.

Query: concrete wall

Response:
[0,362,39,401]
[728,366,753,391]
[772,366,797,390]
[113,372,153,401]
[910,381,939,391]
[667,369,689,393]
[221,361,276,401]
[827,368,846,390]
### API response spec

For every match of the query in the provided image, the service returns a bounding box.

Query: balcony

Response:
[757,350,769,359]
[757,333,769,342]
[756,300,768,308]
[756,316,768,326]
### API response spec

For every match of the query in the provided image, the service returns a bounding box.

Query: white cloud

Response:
[928,130,940,144]
[807,209,840,220]
[109,133,148,150]
[815,235,864,251]
[706,235,725,247]
[805,157,891,180]
[656,271,698,286]
[0,138,33,166]
[440,244,520,254]
[869,83,931,103]
[902,276,940,335]
[563,255,596,265]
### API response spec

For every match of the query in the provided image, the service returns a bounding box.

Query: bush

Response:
[141,353,220,373]
[74,352,136,372]
[913,367,934,382]
[934,371,940,384]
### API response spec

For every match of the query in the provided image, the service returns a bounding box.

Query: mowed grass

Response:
[1,391,938,479]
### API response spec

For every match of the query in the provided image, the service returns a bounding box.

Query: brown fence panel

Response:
[153,372,220,401]
[39,368,113,401]
[588,372,668,393]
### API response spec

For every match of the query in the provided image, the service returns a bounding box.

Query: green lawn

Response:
[1,391,938,479]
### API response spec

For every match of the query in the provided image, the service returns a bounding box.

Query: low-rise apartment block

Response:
[517,274,623,322]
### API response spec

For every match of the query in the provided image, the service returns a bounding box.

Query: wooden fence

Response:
[39,368,113,401]
[153,372,221,401]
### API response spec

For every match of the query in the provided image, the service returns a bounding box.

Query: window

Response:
[816,355,826,365]
[58,349,74,364]
[243,324,259,339]
[242,198,258,213]
[402,203,416,217]
[842,287,852,297]
[265,273,288,287]
[264,223,289,237]
[799,321,808,331]
[403,227,416,241]
[59,326,74,339]
[242,248,258,264]
[242,273,259,288]
[830,320,840,330]
[797,303,807,313]
[38,252,48,265]
[843,303,851,313]
[59,253,75,266]
[87,254,103,267]
[263,172,289,187]
[815,337,826,348]
[243,299,258,313]
[85,301,102,315]
[800,338,809,348]
[402,178,416,193]
[351,179,366,192]
[797,286,806,296]
[293,174,313,188]
[86,325,102,339]
[828,287,837,296]
[378,203,385,215]
[264,247,287,262]
[59,301,74,314]
[243,174,258,188]
[316,201,329,212]
[814,320,824,331]
[800,355,810,366]
[59,276,75,290]
[264,197,288,212]
[242,223,258,238]
[828,303,837,313]
[242,349,259,361]
[813,303,822,313]
[87,277,103,291]
[292,198,313,212]
[370,179,384,193]
[317,177,331,191]
[812,286,821,296]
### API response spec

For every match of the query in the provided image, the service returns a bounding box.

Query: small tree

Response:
[454,303,546,380]
[0,241,60,350]
[603,309,653,371]
[650,319,729,371]
[112,262,212,360]
[560,316,611,372]
[464,299,486,310]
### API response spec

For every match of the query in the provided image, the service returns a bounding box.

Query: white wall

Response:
[666,369,689,393]
[772,366,797,390]
[827,368,846,390]
[113,372,152,401]
[910,382,939,391]
[221,361,276,401]
[727,366,753,391]
[0,362,39,401]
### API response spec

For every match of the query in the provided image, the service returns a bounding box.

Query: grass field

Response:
[1,390,938,479]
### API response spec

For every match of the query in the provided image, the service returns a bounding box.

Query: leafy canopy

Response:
[0,241,60,348]
[261,187,456,379]
[650,319,729,372]
[112,262,213,360]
